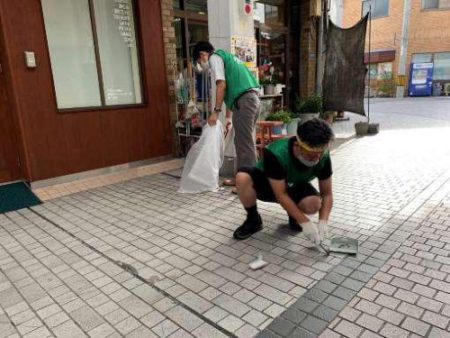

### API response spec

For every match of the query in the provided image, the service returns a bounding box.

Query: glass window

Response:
[433,52,450,80]
[93,0,142,105]
[368,63,378,77]
[422,0,450,8]
[412,53,432,63]
[41,0,101,109]
[362,0,389,18]
[186,0,207,14]
[378,62,392,79]
[173,0,181,9]
[41,0,143,109]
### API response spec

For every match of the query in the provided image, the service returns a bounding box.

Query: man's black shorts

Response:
[238,167,319,203]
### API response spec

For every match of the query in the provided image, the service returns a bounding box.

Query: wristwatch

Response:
[213,107,222,113]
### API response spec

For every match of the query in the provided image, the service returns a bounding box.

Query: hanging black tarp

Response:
[323,15,369,116]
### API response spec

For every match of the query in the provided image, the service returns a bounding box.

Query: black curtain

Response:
[323,15,369,116]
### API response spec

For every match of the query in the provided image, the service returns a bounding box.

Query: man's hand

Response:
[302,221,321,246]
[208,112,218,126]
[224,117,232,137]
[318,220,328,240]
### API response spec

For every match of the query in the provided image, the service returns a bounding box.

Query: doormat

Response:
[0,182,42,213]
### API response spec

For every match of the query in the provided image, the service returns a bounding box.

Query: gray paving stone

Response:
[325,273,346,285]
[267,317,296,337]
[365,257,385,268]
[416,296,442,313]
[377,307,405,325]
[304,289,328,303]
[322,296,347,311]
[356,313,384,332]
[254,284,292,306]
[213,294,251,317]
[312,305,338,322]
[70,305,104,332]
[341,278,365,292]
[315,280,338,294]
[357,264,379,275]
[341,260,360,270]
[178,291,213,314]
[350,271,373,283]
[355,299,381,316]
[398,301,424,319]
[374,294,400,310]
[256,330,282,338]
[401,317,430,336]
[281,307,307,324]
[166,306,204,332]
[421,310,449,329]
[293,298,320,313]
[428,327,450,338]
[290,327,317,338]
[242,309,268,327]
[235,324,259,338]
[300,315,328,335]
[333,286,357,301]
[334,319,363,338]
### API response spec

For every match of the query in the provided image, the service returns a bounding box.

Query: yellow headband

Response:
[296,136,328,152]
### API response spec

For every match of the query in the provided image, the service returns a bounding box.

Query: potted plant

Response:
[287,110,301,135]
[260,76,275,95]
[296,95,322,123]
[266,108,291,134]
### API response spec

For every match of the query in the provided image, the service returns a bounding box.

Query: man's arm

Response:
[215,80,226,110]
[318,177,333,221]
[268,178,310,224]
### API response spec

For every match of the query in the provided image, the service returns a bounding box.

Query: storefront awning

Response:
[364,50,395,63]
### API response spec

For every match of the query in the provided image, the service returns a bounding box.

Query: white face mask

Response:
[200,61,210,70]
[296,154,320,167]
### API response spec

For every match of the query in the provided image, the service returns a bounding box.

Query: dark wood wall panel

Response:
[0,0,172,182]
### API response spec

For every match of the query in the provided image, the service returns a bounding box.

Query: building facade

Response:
[342,0,450,97]
[0,0,320,187]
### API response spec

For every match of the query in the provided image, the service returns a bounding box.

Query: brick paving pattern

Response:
[1,99,450,337]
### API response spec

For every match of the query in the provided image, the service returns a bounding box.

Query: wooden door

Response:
[0,44,21,183]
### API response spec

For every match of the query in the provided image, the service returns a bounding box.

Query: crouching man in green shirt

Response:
[233,118,334,246]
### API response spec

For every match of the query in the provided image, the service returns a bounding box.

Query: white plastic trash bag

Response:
[179,121,224,193]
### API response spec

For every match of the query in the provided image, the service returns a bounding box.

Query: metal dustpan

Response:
[329,237,358,255]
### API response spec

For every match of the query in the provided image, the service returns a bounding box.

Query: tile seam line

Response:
[27,207,237,338]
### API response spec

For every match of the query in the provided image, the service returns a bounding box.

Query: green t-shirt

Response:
[214,49,259,109]
[255,137,332,188]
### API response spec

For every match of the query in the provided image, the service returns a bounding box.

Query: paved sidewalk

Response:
[1,123,450,337]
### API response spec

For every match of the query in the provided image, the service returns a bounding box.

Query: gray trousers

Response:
[232,91,260,169]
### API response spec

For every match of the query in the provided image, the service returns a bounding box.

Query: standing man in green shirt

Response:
[233,118,334,245]
[193,41,261,186]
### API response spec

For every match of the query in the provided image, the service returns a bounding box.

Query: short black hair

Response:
[297,118,334,147]
[193,41,215,61]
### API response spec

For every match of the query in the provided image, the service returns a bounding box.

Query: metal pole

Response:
[316,0,325,95]
[367,5,371,123]
[397,0,411,98]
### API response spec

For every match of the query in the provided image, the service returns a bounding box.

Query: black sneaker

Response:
[288,217,303,232]
[233,215,263,240]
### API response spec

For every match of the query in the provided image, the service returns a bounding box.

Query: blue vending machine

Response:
[408,63,434,96]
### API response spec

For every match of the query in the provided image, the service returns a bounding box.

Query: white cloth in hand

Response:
[318,220,328,241]
[302,221,321,246]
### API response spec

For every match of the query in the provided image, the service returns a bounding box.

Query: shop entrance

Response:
[0,28,21,184]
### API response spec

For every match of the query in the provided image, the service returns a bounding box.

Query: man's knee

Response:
[236,172,253,188]
[298,196,321,214]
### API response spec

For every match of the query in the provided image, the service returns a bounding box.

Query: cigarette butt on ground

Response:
[249,253,268,270]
